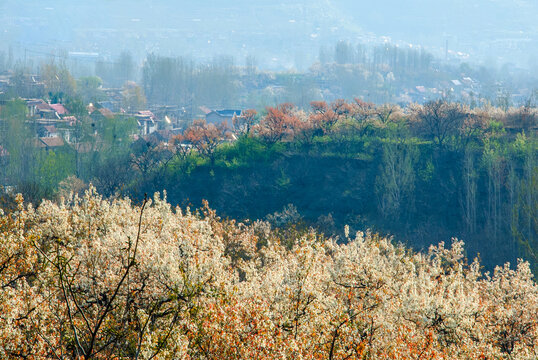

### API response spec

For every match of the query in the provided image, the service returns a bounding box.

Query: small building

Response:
[35,136,65,151]
[89,107,115,122]
[49,103,68,116]
[38,124,60,138]
[143,129,180,145]
[135,110,158,135]
[25,99,49,117]
[25,99,68,119]
[199,106,212,116]
[205,109,242,125]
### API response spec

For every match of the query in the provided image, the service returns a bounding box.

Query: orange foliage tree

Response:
[183,119,228,165]
[309,101,338,135]
[257,103,300,144]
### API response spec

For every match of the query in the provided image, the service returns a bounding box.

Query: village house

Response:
[205,109,243,125]
[88,105,115,122]
[34,136,65,151]
[38,124,60,138]
[135,110,158,135]
[151,104,187,129]
[49,103,68,116]
[141,128,181,145]
[25,99,69,120]
[26,99,50,118]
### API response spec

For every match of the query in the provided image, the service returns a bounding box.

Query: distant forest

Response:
[1,40,536,110]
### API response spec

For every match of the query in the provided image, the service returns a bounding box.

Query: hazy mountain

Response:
[332,0,538,67]
[1,0,537,70]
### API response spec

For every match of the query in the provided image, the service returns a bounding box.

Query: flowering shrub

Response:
[0,189,537,359]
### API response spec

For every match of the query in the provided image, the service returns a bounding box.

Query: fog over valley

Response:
[2,0,538,71]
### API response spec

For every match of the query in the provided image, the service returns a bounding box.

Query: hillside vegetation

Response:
[1,190,537,359]
[1,94,536,271]
[130,100,538,272]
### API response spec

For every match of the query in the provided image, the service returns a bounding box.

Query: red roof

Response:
[199,106,212,115]
[50,103,68,115]
[38,136,64,148]
[36,102,53,111]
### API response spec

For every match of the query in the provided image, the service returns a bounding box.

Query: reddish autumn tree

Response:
[331,98,377,137]
[183,119,226,165]
[169,133,192,162]
[331,99,353,117]
[310,100,329,114]
[309,101,338,134]
[352,98,376,123]
[257,103,299,144]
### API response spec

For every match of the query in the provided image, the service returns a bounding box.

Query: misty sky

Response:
[1,0,537,70]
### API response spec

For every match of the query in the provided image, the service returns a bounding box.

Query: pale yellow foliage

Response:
[0,190,537,359]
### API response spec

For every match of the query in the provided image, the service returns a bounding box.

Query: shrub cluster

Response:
[0,190,537,359]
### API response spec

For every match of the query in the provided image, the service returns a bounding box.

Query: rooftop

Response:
[37,136,65,148]
[213,109,242,117]
[50,103,68,115]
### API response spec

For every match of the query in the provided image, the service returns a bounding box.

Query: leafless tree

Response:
[412,100,469,149]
